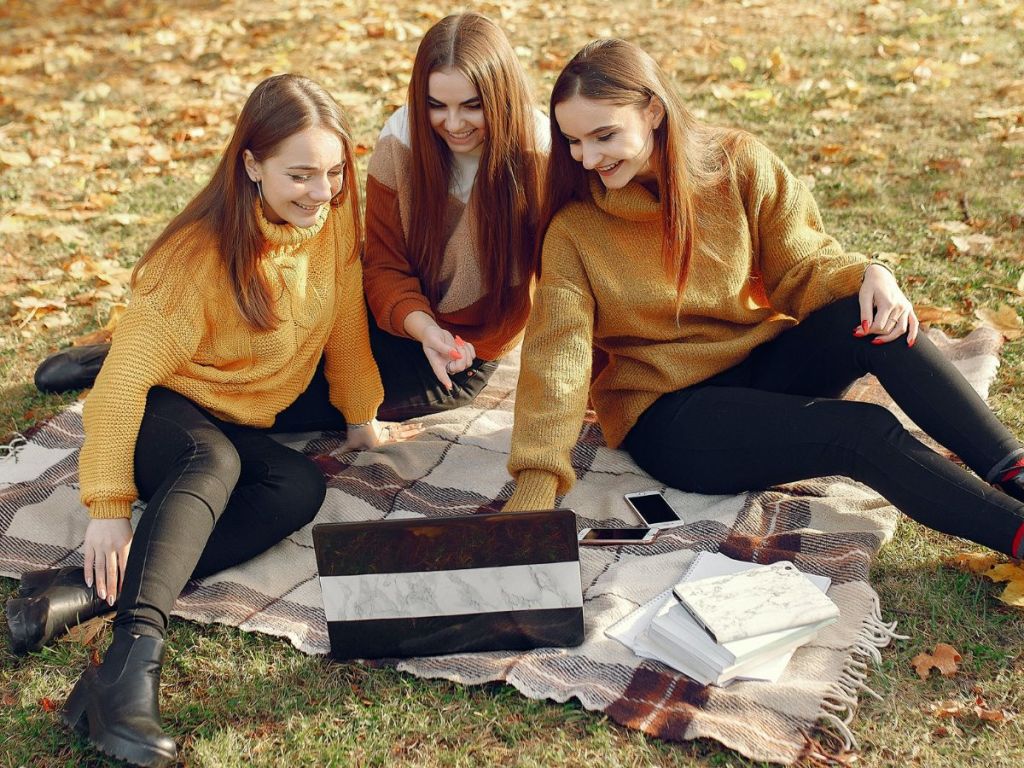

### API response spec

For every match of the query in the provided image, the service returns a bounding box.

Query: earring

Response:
[255,179,265,206]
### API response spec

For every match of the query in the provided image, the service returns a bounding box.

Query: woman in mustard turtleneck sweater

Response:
[506,40,1024,563]
[9,75,386,767]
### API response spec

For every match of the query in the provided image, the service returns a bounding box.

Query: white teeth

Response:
[598,162,620,172]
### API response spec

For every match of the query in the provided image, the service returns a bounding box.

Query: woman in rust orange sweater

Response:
[10,75,385,767]
[361,12,546,419]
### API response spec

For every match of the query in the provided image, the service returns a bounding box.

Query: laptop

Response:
[312,509,584,660]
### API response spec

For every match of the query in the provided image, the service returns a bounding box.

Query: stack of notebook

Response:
[606,552,839,686]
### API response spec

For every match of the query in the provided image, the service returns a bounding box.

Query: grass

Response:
[2,0,1024,765]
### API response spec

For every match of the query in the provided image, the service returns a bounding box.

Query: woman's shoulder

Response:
[532,107,551,153]
[368,106,412,187]
[132,220,221,301]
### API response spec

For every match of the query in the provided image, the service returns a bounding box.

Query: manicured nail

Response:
[85,575,92,588]
[853,327,864,336]
[108,595,115,606]
[861,320,869,333]
[908,337,916,348]
[449,348,463,360]
[455,335,465,345]
[871,338,884,345]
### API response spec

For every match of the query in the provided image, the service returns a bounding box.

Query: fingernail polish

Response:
[861,320,869,333]
[108,595,115,606]
[455,335,464,345]
[909,338,916,348]
[872,338,884,345]
[449,348,463,360]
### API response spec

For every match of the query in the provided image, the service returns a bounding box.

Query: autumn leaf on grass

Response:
[65,614,112,647]
[915,305,968,327]
[951,233,995,255]
[911,643,962,679]
[926,696,1015,725]
[944,551,1001,575]
[39,697,58,713]
[975,305,1023,340]
[984,562,1024,607]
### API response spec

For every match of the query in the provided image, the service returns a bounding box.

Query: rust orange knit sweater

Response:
[79,199,384,519]
[506,138,869,511]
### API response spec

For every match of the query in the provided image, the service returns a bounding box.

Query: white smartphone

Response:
[624,490,685,529]
[578,527,659,545]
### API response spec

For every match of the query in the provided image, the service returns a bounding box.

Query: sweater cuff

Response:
[88,499,134,520]
[829,261,869,299]
[389,297,434,338]
[504,470,561,512]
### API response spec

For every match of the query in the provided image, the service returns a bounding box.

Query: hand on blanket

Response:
[83,517,132,605]
[854,263,919,346]
[336,419,424,453]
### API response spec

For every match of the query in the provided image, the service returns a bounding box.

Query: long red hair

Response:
[406,13,542,316]
[541,40,739,299]
[132,74,362,330]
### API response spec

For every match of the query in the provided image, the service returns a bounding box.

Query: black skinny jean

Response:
[116,385,338,638]
[624,295,1024,556]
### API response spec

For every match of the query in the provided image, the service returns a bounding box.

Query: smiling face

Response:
[244,126,345,228]
[426,68,487,156]
[554,95,664,189]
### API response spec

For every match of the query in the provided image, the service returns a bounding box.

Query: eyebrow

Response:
[285,163,345,171]
[560,124,619,140]
[426,96,481,106]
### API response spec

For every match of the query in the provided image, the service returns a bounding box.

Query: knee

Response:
[831,401,905,449]
[184,426,242,503]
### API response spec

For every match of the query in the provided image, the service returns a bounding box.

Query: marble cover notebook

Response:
[312,509,585,659]
[672,560,839,643]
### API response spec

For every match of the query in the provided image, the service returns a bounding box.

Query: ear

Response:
[646,97,666,130]
[242,149,260,182]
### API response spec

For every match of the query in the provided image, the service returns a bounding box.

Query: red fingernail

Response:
[872,338,884,345]
[455,335,465,345]
[908,337,916,348]
[861,320,869,333]
[449,348,463,360]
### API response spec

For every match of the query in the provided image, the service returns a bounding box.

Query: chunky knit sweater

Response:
[363,105,549,361]
[80,199,384,519]
[506,138,869,512]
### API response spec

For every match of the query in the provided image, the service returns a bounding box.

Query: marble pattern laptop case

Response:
[312,509,585,660]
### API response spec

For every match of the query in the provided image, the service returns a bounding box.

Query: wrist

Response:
[863,261,894,282]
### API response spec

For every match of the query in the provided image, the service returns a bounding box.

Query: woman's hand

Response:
[854,263,920,346]
[83,517,133,606]
[336,419,424,453]
[403,311,475,389]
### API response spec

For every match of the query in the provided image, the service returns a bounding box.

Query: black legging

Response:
[624,295,1024,557]
[116,385,337,638]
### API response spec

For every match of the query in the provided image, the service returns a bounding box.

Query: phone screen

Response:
[580,528,652,542]
[626,492,681,525]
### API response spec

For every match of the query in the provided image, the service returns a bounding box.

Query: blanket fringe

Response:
[0,433,27,461]
[814,590,905,756]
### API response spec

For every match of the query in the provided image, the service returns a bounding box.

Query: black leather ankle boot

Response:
[34,342,110,393]
[60,628,178,767]
[6,567,114,655]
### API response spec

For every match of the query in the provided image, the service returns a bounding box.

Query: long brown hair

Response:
[542,39,738,297]
[132,74,362,330]
[406,13,542,316]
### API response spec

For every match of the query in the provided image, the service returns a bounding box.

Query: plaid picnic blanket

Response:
[0,327,1003,764]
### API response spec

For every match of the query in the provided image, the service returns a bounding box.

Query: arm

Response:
[742,140,868,319]
[322,215,386,440]
[362,138,434,337]
[79,301,196,601]
[505,222,595,512]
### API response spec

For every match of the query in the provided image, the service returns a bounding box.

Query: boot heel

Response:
[60,666,95,736]
[17,567,63,597]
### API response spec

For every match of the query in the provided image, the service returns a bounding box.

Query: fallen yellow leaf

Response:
[975,305,1023,340]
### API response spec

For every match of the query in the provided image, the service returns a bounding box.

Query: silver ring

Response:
[445,360,455,376]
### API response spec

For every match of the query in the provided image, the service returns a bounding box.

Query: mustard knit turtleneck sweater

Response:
[79,199,384,519]
[506,138,868,512]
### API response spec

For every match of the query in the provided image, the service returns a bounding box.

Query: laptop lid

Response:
[312,509,584,659]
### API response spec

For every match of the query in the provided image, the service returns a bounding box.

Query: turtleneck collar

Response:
[588,175,662,223]
[256,200,331,250]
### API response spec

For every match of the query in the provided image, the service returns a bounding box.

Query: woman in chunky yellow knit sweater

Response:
[12,75,386,767]
[506,40,1024,563]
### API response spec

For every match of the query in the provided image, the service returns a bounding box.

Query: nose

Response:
[309,174,332,202]
[581,142,601,170]
[444,109,464,132]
